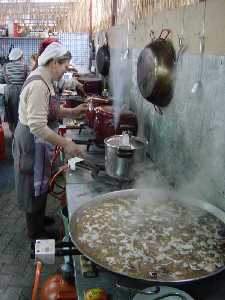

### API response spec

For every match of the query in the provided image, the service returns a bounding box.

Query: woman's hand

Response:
[76,81,87,96]
[71,103,88,118]
[63,139,83,157]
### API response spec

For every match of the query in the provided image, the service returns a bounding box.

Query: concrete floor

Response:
[0,123,64,300]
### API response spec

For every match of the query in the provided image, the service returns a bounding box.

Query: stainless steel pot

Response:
[104,135,147,181]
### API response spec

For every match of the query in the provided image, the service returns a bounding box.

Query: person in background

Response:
[0,48,28,134]
[12,42,88,240]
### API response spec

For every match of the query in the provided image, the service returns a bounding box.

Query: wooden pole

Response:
[89,0,93,71]
[112,0,117,26]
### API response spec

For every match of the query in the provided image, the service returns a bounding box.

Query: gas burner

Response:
[72,139,96,152]
[78,123,89,135]
[72,138,105,152]
[75,159,133,187]
[75,160,105,178]
[94,143,105,149]
[96,172,134,188]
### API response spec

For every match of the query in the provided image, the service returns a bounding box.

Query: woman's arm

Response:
[58,103,88,119]
[26,80,82,156]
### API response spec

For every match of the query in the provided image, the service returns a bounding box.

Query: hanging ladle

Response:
[177,7,188,64]
[121,19,130,60]
[191,33,205,94]
[191,1,206,94]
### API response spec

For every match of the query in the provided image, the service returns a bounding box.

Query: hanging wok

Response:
[69,188,225,284]
[137,29,176,108]
[96,34,110,76]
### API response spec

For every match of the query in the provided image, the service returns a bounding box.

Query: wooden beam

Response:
[111,0,117,26]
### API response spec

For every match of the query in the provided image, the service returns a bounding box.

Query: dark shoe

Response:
[28,228,61,241]
[44,216,55,226]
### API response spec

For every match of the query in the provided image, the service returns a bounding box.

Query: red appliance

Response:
[61,96,85,108]
[86,96,113,128]
[94,105,138,144]
[77,77,103,96]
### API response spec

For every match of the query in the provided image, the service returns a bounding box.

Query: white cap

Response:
[38,42,68,66]
[8,48,23,61]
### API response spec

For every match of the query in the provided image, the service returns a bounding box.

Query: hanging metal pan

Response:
[96,34,110,76]
[137,29,176,108]
[69,188,225,284]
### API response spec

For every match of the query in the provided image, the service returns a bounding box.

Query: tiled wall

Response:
[129,50,225,209]
[107,0,225,209]
[0,33,90,71]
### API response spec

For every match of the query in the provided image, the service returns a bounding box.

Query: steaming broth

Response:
[74,197,225,281]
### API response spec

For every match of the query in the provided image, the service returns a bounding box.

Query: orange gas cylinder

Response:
[0,125,6,160]
[32,262,77,300]
[40,273,77,300]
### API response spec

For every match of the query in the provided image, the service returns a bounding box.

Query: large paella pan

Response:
[69,189,225,283]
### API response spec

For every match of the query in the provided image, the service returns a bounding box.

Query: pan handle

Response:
[154,104,163,115]
[116,282,160,295]
[116,283,187,300]
[153,293,188,300]
[117,147,135,158]
[159,29,171,40]
[149,30,155,41]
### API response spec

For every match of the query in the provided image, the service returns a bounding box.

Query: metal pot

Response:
[85,96,113,128]
[61,95,85,108]
[104,135,147,181]
[137,29,176,108]
[77,76,103,96]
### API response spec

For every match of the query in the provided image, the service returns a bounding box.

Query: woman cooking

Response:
[13,42,87,240]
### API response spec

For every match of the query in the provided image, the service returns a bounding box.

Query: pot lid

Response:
[96,105,114,115]
[97,105,136,116]
[104,135,147,150]
[89,96,113,104]
[133,286,194,300]
[78,77,102,82]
